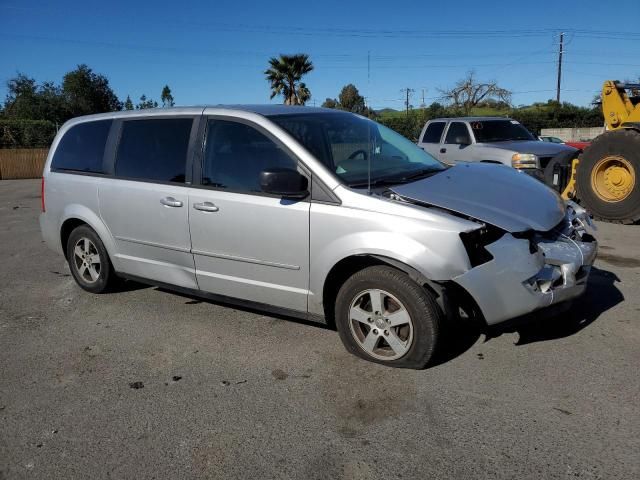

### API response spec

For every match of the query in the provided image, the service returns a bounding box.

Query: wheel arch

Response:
[59,205,117,263]
[320,254,445,327]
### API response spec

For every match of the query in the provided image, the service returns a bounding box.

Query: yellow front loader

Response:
[558,80,640,224]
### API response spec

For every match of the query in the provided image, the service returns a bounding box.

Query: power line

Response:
[5,6,640,41]
[4,33,640,70]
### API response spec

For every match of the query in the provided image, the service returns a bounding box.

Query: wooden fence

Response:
[0,149,49,180]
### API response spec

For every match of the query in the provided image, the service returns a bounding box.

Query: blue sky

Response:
[1,0,639,110]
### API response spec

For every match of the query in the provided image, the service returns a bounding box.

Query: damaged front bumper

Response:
[452,202,597,325]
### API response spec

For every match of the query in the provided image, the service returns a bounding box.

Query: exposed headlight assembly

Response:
[460,225,505,267]
[511,153,538,169]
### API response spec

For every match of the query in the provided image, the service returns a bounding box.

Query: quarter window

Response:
[114,118,193,183]
[421,122,445,143]
[51,120,112,173]
[202,120,298,193]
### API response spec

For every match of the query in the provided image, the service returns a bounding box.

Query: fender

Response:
[308,229,470,316]
[59,203,119,269]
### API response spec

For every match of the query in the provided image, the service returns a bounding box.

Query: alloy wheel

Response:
[348,288,414,361]
[73,237,101,284]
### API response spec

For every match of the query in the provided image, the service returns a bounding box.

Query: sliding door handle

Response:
[160,197,183,207]
[193,201,219,212]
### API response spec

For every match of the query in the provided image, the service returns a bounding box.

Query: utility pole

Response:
[556,31,564,103]
[401,88,414,116]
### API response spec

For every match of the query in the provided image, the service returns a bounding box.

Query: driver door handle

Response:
[193,201,219,212]
[440,148,447,154]
[160,196,183,207]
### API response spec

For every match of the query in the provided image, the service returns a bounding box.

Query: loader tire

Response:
[576,129,640,224]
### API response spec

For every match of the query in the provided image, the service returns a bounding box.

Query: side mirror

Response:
[455,136,471,146]
[260,168,309,198]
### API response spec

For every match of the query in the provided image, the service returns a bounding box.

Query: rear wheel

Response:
[66,225,116,293]
[334,266,441,369]
[576,129,640,224]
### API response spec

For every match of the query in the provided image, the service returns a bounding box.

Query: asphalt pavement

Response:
[1,179,638,479]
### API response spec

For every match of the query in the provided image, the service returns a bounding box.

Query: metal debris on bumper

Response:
[452,202,598,325]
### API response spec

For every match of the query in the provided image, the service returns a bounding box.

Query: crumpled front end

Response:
[452,202,597,325]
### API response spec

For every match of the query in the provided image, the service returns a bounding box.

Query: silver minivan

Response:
[40,106,597,369]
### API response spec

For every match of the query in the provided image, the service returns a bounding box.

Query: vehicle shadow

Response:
[429,266,623,367]
[495,266,623,345]
[111,278,151,293]
[110,267,623,366]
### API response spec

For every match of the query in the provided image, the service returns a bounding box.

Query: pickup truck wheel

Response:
[66,225,116,293]
[335,266,441,369]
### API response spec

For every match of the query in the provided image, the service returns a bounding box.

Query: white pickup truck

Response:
[417,117,577,179]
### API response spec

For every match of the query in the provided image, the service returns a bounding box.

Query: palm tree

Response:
[264,54,314,105]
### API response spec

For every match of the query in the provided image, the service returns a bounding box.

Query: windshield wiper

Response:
[347,178,403,188]
[396,168,443,182]
[347,168,442,189]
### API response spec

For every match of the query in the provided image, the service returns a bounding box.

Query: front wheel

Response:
[334,266,442,369]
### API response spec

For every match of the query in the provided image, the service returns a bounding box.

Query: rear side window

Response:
[115,118,193,183]
[421,122,445,143]
[51,120,112,173]
[444,122,471,144]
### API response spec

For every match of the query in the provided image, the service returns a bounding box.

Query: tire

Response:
[576,129,640,224]
[543,151,574,194]
[66,225,116,293]
[334,266,442,369]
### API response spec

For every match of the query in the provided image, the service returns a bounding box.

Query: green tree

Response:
[161,85,174,107]
[123,95,134,110]
[3,74,66,124]
[322,84,375,117]
[321,98,338,109]
[4,74,37,116]
[136,94,158,109]
[62,64,122,117]
[338,84,366,114]
[264,54,314,105]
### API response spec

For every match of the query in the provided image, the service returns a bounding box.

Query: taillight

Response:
[41,177,46,212]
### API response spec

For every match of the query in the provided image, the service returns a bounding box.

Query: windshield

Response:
[269,112,445,187]
[470,120,535,142]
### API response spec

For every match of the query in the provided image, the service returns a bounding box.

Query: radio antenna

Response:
[367,50,372,195]
[367,148,371,195]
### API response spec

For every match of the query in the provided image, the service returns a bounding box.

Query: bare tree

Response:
[439,71,511,115]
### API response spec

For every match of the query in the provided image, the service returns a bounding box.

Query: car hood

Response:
[478,140,577,156]
[390,163,566,232]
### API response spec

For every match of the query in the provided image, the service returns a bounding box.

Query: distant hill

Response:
[375,108,399,115]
